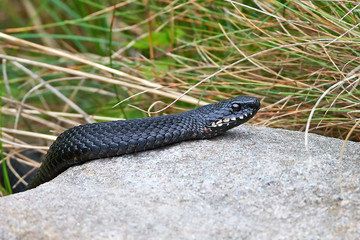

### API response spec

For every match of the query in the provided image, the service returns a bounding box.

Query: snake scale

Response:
[28,96,260,189]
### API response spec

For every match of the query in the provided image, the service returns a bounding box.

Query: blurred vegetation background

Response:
[1,0,359,194]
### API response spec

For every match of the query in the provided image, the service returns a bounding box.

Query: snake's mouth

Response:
[209,109,258,128]
[210,114,251,128]
[210,117,237,128]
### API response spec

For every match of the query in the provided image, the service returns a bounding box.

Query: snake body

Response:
[28,96,260,189]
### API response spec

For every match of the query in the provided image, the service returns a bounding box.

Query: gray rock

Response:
[1,125,359,239]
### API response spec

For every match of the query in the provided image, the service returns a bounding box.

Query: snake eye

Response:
[231,103,241,112]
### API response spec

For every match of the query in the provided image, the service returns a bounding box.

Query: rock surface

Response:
[1,125,359,239]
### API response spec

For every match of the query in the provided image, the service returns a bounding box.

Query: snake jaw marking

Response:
[27,96,260,189]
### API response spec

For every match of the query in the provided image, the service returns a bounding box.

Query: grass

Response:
[0,0,359,195]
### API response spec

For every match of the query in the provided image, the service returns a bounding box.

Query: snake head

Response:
[196,96,260,138]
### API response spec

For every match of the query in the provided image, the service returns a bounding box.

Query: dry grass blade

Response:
[2,128,57,141]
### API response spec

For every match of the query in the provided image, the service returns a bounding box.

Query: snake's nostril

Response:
[251,98,260,110]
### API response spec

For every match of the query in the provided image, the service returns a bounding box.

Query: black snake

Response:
[28,96,260,189]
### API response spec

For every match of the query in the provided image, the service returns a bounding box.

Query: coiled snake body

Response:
[28,96,260,189]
